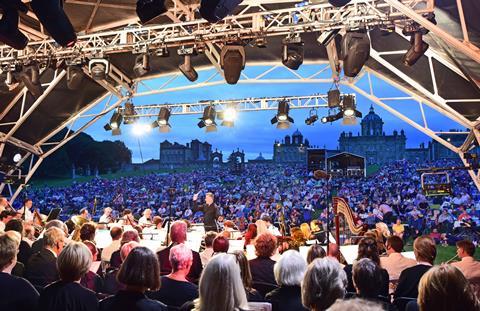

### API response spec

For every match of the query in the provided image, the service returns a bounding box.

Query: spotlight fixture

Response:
[88,59,110,81]
[151,107,171,133]
[282,36,304,70]
[104,109,123,136]
[13,152,22,163]
[402,32,428,67]
[341,95,362,124]
[317,28,340,46]
[30,0,77,47]
[271,100,294,130]
[327,89,341,108]
[199,0,243,23]
[218,105,237,127]
[66,65,84,90]
[341,31,370,78]
[179,55,198,82]
[0,2,29,50]
[328,0,351,7]
[136,0,167,24]
[321,112,342,123]
[133,54,150,77]
[123,101,138,125]
[305,109,319,125]
[155,46,169,57]
[198,105,217,132]
[220,45,246,85]
[18,63,43,97]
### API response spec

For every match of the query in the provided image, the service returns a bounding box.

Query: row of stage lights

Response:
[104,90,360,135]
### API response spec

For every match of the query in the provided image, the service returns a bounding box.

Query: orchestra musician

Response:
[17,198,34,222]
[192,192,220,232]
[117,209,137,227]
[79,208,91,221]
[0,196,11,213]
[139,208,153,227]
[99,207,114,224]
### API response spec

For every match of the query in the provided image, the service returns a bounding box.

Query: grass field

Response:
[403,245,480,265]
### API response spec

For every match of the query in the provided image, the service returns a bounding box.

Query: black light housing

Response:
[341,31,370,78]
[18,63,43,97]
[179,55,198,82]
[66,65,84,90]
[328,0,351,7]
[133,54,150,77]
[136,0,167,24]
[341,95,362,125]
[151,107,171,133]
[104,109,123,136]
[198,106,217,132]
[321,112,343,123]
[271,100,294,129]
[402,32,429,67]
[199,0,243,23]
[123,101,138,124]
[220,45,245,85]
[282,37,304,70]
[88,59,110,81]
[328,89,341,108]
[305,109,319,126]
[0,3,28,50]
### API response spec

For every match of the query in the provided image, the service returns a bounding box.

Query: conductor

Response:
[193,192,220,232]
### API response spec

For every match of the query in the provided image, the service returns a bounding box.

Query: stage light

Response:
[151,107,171,133]
[0,3,29,50]
[30,0,77,47]
[220,106,237,127]
[136,0,167,24]
[66,65,84,90]
[13,153,21,163]
[341,31,370,78]
[133,54,150,77]
[199,0,243,23]
[179,55,198,82]
[328,89,341,108]
[402,32,428,67]
[271,100,294,129]
[317,29,340,46]
[321,112,342,123]
[88,59,110,81]
[220,45,245,85]
[282,37,304,70]
[328,0,351,7]
[132,122,152,136]
[198,106,217,132]
[341,95,362,124]
[18,63,43,97]
[123,101,138,125]
[104,109,123,136]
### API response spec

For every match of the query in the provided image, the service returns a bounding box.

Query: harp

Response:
[333,197,366,245]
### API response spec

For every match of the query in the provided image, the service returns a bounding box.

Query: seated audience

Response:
[100,247,166,311]
[0,232,39,311]
[5,218,32,265]
[0,210,16,232]
[244,223,257,246]
[380,236,416,281]
[180,253,249,311]
[110,230,140,268]
[199,231,217,267]
[306,244,326,264]
[103,241,139,295]
[451,239,480,280]
[157,221,202,283]
[38,242,98,311]
[148,244,198,308]
[344,237,389,296]
[265,250,307,311]
[328,298,384,311]
[25,227,65,290]
[406,264,479,311]
[212,235,229,253]
[394,236,436,301]
[249,232,277,285]
[301,257,347,311]
[79,223,96,242]
[232,250,263,302]
[31,220,68,254]
[101,226,123,263]
[353,258,392,308]
[81,240,103,293]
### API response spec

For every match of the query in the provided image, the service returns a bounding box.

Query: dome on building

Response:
[361,105,384,136]
[362,105,382,123]
[292,129,302,137]
[255,152,265,160]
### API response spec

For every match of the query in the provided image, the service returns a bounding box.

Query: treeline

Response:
[35,130,132,178]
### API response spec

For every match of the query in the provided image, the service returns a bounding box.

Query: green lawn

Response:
[366,164,381,176]
[404,245,480,265]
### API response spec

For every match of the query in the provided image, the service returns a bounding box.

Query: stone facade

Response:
[159,139,212,168]
[273,129,310,163]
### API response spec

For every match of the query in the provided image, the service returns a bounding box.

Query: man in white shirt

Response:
[17,198,34,222]
[380,236,416,281]
[451,239,480,280]
[101,226,123,263]
[99,207,113,224]
[139,208,152,227]
[261,215,281,236]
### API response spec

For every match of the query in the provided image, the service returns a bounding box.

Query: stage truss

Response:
[0,0,479,202]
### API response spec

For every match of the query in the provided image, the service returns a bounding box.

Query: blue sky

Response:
[82,65,463,163]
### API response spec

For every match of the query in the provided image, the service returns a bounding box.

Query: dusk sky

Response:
[82,65,463,163]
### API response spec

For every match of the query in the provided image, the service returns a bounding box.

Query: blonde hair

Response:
[0,232,20,270]
[418,264,479,311]
[195,253,248,311]
[44,227,65,248]
[255,219,269,236]
[57,241,92,282]
[413,236,436,264]
[300,223,312,239]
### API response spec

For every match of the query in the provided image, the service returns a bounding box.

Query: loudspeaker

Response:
[0,5,28,50]
[200,0,243,23]
[341,31,370,78]
[136,0,167,24]
[30,0,77,47]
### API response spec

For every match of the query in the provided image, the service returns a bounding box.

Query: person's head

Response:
[79,223,96,241]
[196,253,248,311]
[45,219,68,235]
[310,220,321,232]
[0,232,20,271]
[5,218,23,237]
[205,192,214,205]
[328,243,340,259]
[357,237,380,265]
[204,231,217,249]
[169,243,193,273]
[103,207,112,216]
[274,250,307,287]
[0,196,8,207]
[413,236,436,264]
[456,240,475,258]
[153,216,162,228]
[233,250,254,290]
[79,208,89,218]
[300,223,311,238]
[418,264,479,311]
[254,232,277,258]
[328,298,384,311]
[0,210,16,224]
[246,223,257,236]
[120,241,140,261]
[396,218,402,225]
[110,226,123,241]
[44,227,66,255]
[123,209,132,216]
[224,220,235,229]
[352,258,382,298]
[170,220,187,244]
[143,209,152,218]
[213,235,229,253]
[120,230,140,246]
[302,257,347,311]
[307,244,326,264]
[386,235,404,255]
[82,240,98,261]
[57,241,92,282]
[23,199,32,209]
[117,246,161,291]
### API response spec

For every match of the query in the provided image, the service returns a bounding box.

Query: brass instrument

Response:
[333,197,367,246]
[32,208,47,237]
[70,215,89,241]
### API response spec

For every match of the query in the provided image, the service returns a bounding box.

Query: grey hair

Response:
[44,227,65,248]
[195,253,248,311]
[302,257,347,311]
[327,298,384,311]
[274,250,307,286]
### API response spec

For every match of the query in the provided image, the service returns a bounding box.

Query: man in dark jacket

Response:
[192,192,220,232]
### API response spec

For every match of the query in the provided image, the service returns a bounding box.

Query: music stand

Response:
[46,208,62,222]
